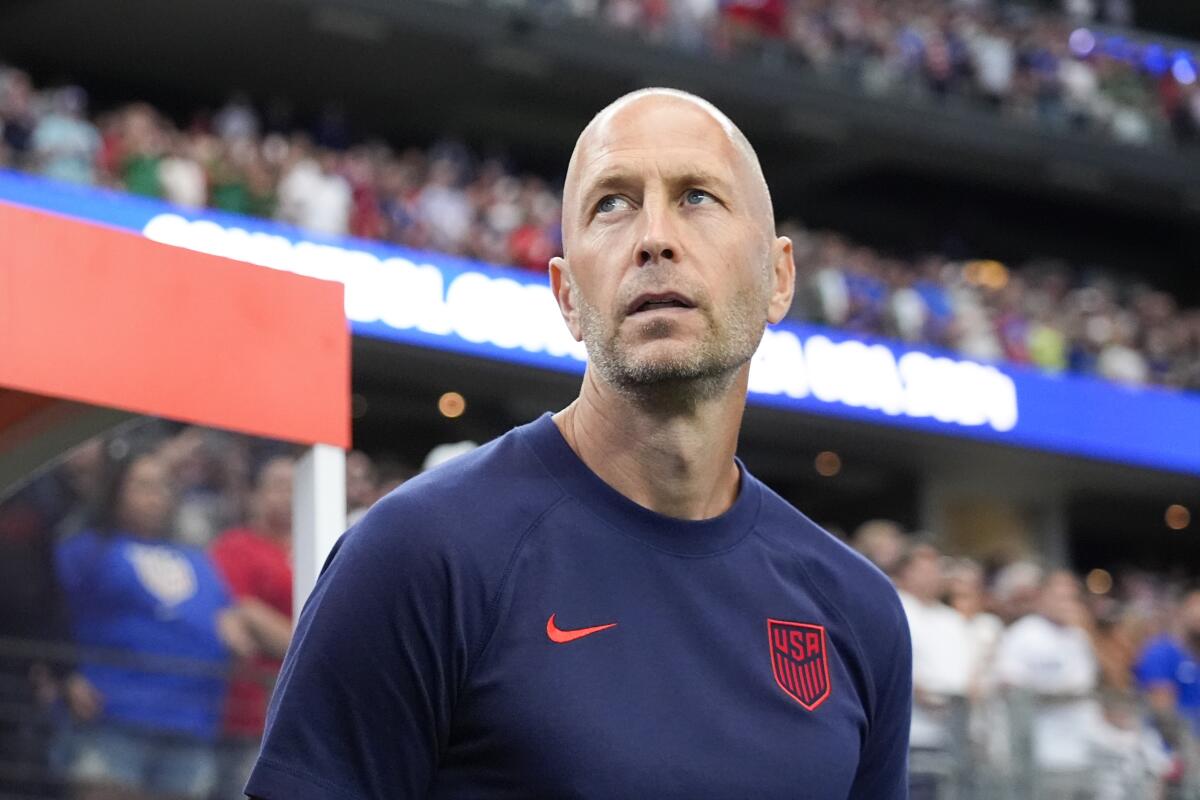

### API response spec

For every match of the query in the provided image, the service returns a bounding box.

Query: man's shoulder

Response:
[754,482,900,610]
[342,422,564,568]
[752,481,906,645]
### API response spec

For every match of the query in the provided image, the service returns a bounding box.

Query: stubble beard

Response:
[575,282,767,405]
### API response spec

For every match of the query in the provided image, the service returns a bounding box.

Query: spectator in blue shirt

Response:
[1135,589,1200,751]
[54,447,256,800]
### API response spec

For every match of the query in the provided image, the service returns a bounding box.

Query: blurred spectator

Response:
[158,131,208,209]
[1086,689,1171,800]
[895,541,975,798]
[419,153,473,254]
[993,570,1100,792]
[969,22,1016,108]
[31,86,99,186]
[1136,588,1200,761]
[158,429,251,547]
[116,104,166,198]
[213,93,260,143]
[0,451,96,799]
[53,448,255,800]
[0,66,36,167]
[209,456,297,800]
[345,450,378,526]
[372,458,416,501]
[277,145,351,236]
[850,518,905,575]
[946,558,1004,694]
[991,559,1045,624]
[346,453,416,527]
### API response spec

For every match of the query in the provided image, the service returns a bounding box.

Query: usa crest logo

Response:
[768,619,831,710]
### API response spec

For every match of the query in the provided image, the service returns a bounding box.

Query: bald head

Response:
[562,88,774,255]
[547,88,795,397]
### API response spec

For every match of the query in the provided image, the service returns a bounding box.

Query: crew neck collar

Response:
[524,412,761,556]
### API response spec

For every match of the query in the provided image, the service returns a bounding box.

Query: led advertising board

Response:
[1,170,1196,475]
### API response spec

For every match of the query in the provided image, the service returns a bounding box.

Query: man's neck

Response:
[553,366,747,521]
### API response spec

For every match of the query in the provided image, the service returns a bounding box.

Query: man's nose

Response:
[636,198,681,267]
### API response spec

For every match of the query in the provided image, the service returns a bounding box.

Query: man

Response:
[210,456,297,800]
[1135,588,1200,771]
[246,88,911,799]
[850,518,905,575]
[993,570,1099,799]
[894,542,975,799]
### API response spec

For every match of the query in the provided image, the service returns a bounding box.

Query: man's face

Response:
[552,96,793,394]
[1041,573,1083,626]
[255,458,294,531]
[902,548,943,601]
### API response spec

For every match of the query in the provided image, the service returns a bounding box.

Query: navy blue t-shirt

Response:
[248,414,911,799]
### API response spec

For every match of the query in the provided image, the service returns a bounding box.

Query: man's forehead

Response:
[561,88,774,240]
[572,94,742,181]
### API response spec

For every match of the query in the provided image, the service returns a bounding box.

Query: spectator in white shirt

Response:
[158,132,209,209]
[993,570,1101,797]
[895,541,975,798]
[947,558,1007,772]
[947,558,1004,691]
[969,23,1015,106]
[992,560,1044,625]
[277,149,351,237]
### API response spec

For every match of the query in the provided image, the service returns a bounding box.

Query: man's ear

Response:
[549,256,583,342]
[765,237,796,325]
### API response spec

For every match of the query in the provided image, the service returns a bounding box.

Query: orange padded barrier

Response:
[0,201,349,448]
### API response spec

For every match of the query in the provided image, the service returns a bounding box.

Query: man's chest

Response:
[436,544,870,798]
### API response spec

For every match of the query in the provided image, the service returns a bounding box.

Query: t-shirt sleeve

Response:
[1135,641,1179,689]
[847,591,913,799]
[246,496,478,800]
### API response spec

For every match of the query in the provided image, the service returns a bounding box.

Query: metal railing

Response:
[2,636,1198,799]
[909,688,1200,800]
[0,637,275,800]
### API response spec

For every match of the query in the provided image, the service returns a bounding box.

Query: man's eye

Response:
[597,195,631,214]
[685,189,716,205]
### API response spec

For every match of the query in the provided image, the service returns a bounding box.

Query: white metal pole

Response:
[293,443,347,622]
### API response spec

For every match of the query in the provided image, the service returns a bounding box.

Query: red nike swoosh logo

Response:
[546,613,617,643]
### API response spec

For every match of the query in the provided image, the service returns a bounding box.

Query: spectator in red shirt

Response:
[208,456,295,800]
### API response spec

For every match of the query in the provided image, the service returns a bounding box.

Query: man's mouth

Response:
[627,292,696,315]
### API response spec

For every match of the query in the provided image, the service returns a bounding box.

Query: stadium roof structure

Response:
[0,199,351,604]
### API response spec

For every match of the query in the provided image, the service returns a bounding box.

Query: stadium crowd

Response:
[1,60,1198,391]
[0,424,1197,799]
[852,518,1200,800]
[531,0,1200,148]
[0,423,419,799]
